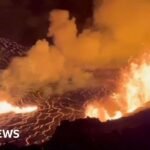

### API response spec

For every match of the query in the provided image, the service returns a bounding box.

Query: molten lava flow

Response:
[0,101,38,114]
[85,54,150,122]
[85,101,123,122]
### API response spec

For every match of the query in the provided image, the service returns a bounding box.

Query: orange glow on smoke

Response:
[85,54,150,122]
[0,101,38,114]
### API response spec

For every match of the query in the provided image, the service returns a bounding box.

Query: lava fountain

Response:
[0,101,38,114]
[85,53,150,122]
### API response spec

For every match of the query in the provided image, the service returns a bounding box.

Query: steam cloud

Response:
[0,0,150,99]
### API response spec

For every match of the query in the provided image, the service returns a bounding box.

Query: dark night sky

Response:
[0,0,94,46]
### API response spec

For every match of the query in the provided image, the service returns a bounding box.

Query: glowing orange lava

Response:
[0,101,38,114]
[85,54,150,122]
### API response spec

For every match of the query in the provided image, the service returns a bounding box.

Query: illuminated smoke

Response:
[1,0,150,99]
[94,0,150,67]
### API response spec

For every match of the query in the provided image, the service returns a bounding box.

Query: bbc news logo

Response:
[0,130,20,138]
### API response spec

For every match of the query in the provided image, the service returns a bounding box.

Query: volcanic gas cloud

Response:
[0,0,150,118]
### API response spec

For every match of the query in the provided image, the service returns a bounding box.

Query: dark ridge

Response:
[46,109,150,150]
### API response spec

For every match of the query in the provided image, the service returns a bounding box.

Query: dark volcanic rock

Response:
[0,37,28,69]
[47,109,150,150]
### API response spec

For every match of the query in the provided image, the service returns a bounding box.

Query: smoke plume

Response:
[1,0,150,99]
[94,0,150,66]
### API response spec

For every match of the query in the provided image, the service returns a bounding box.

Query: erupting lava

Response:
[0,101,38,114]
[86,53,150,122]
